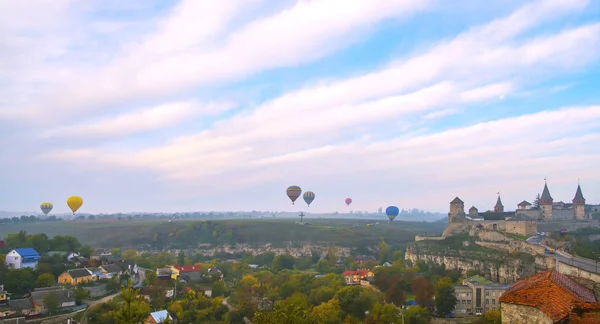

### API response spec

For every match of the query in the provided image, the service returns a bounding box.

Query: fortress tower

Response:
[540,181,553,221]
[449,197,465,223]
[573,183,586,220]
[494,194,504,212]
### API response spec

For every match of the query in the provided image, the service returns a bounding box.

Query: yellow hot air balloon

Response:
[67,196,83,215]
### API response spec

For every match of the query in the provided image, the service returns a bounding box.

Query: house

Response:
[67,253,80,262]
[58,268,95,285]
[98,264,122,279]
[90,248,112,261]
[145,310,175,323]
[0,240,5,248]
[156,268,173,281]
[499,269,599,323]
[342,269,374,285]
[30,287,77,314]
[7,299,37,316]
[170,265,202,282]
[453,275,509,316]
[5,248,40,269]
[114,260,139,277]
[207,267,224,281]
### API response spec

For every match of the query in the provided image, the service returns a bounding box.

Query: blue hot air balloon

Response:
[303,191,315,207]
[386,206,399,221]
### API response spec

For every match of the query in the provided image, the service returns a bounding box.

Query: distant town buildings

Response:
[453,275,510,316]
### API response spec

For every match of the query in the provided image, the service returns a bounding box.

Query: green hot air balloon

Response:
[286,186,302,205]
[303,191,315,206]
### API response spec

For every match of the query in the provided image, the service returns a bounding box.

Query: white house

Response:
[5,248,40,269]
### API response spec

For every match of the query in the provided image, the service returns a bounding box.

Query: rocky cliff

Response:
[405,240,551,284]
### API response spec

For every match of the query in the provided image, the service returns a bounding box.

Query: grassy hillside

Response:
[0,218,446,248]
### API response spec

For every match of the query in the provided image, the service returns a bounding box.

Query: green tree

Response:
[74,286,91,305]
[42,291,60,315]
[114,279,150,324]
[378,239,390,263]
[434,277,457,316]
[4,268,36,295]
[177,251,185,266]
[36,273,56,287]
[404,306,431,324]
[145,270,157,285]
[272,254,295,271]
[311,299,343,324]
[484,309,501,324]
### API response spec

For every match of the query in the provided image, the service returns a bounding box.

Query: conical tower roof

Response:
[495,195,504,208]
[573,184,585,204]
[540,181,553,204]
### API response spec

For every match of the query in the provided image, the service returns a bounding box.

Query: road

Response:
[527,235,600,274]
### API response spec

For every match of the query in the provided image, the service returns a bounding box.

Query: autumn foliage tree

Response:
[412,276,434,307]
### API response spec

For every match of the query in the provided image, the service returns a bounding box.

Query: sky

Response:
[1,0,600,215]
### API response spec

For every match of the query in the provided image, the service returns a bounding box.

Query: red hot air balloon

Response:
[286,186,302,205]
[345,198,352,206]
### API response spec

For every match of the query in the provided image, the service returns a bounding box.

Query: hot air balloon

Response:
[345,198,352,206]
[67,196,84,215]
[303,191,315,206]
[40,202,53,215]
[386,206,399,221]
[286,186,302,205]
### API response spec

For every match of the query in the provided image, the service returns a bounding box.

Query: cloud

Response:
[2,0,600,213]
[10,0,434,122]
[40,100,234,140]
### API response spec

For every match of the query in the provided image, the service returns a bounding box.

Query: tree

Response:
[114,279,150,324]
[37,273,56,288]
[434,277,457,316]
[4,268,36,295]
[534,194,541,208]
[404,306,431,324]
[411,276,434,307]
[272,254,295,271]
[311,299,343,324]
[42,291,59,315]
[484,310,501,324]
[177,251,185,266]
[377,239,391,263]
[74,286,91,305]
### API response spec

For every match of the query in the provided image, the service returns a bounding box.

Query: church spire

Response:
[573,183,585,204]
[494,192,504,212]
[540,180,553,205]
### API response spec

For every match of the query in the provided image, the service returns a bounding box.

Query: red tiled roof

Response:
[342,270,355,277]
[499,270,596,322]
[569,302,600,324]
[342,269,371,277]
[355,269,371,276]
[174,265,202,273]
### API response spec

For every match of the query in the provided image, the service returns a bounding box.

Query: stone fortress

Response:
[438,181,594,238]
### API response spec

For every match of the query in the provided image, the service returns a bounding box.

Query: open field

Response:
[0,217,447,248]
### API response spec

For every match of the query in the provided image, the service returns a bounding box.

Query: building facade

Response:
[5,248,40,270]
[453,275,509,316]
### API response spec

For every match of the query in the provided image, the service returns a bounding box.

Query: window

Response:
[485,291,489,297]
[492,291,496,297]
[486,299,489,305]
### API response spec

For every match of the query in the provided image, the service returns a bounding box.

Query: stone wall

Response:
[556,260,600,284]
[505,221,537,236]
[538,220,599,232]
[501,303,553,324]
